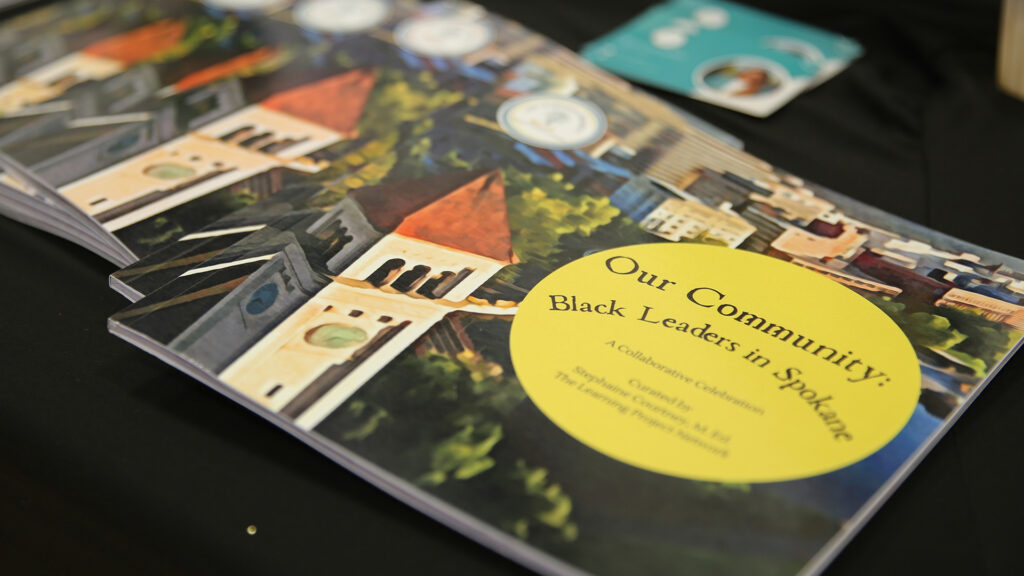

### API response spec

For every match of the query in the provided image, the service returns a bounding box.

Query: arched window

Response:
[416,271,455,299]
[431,268,475,298]
[365,258,405,287]
[261,136,309,154]
[143,163,197,180]
[304,323,367,349]
[240,131,273,148]
[391,265,431,292]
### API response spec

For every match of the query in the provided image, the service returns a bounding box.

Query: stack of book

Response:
[2,1,1021,575]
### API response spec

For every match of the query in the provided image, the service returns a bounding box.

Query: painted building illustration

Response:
[0,19,188,114]
[748,179,834,225]
[160,168,517,429]
[936,288,1024,330]
[65,4,1023,571]
[640,197,755,248]
[770,224,867,260]
[2,76,247,191]
[57,69,376,231]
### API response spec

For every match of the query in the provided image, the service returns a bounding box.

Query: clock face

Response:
[304,323,367,348]
[245,283,280,315]
[496,94,608,150]
[393,15,494,58]
[292,0,391,34]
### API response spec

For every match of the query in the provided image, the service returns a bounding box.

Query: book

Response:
[1,1,1022,575]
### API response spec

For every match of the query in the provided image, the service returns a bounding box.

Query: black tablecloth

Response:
[2,1,1023,574]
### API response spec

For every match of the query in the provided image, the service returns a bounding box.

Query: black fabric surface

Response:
[2,0,1023,574]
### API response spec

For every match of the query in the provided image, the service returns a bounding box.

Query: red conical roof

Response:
[261,69,376,137]
[351,169,517,263]
[82,19,187,65]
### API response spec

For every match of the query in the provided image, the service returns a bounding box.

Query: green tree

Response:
[499,167,620,282]
[683,230,730,247]
[942,306,1021,373]
[312,131,400,206]
[318,350,524,481]
[152,15,239,63]
[316,349,578,545]
[867,296,967,350]
[310,68,463,206]
[356,69,463,138]
[499,459,578,543]
[868,295,1021,376]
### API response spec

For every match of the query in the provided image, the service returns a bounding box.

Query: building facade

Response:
[641,197,755,248]
[196,168,517,429]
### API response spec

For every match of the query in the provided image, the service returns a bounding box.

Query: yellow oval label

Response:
[510,244,920,483]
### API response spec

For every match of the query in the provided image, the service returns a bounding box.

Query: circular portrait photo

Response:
[694,57,789,98]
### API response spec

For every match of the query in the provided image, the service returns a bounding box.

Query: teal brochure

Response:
[581,0,862,117]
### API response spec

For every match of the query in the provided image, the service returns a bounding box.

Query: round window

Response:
[143,163,198,180]
[245,283,279,315]
[304,324,368,349]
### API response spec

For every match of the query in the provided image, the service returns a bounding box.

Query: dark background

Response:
[2,0,1023,574]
